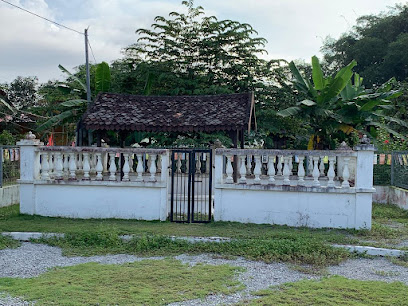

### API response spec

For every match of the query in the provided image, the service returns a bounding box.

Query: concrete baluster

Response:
[55,152,63,180]
[297,156,305,186]
[68,152,77,180]
[246,155,252,175]
[122,153,130,181]
[136,154,144,182]
[89,153,96,176]
[109,152,117,181]
[341,157,350,188]
[40,152,50,180]
[312,156,320,187]
[253,155,262,184]
[239,155,247,183]
[95,152,103,180]
[225,155,234,183]
[283,156,291,185]
[327,156,336,187]
[82,152,91,180]
[267,155,275,183]
[149,154,157,182]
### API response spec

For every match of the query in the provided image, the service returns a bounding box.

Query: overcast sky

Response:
[0,0,401,83]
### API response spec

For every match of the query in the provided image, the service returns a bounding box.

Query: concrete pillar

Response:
[354,137,376,229]
[16,132,43,215]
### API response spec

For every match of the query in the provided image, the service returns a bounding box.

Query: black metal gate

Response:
[170,149,212,223]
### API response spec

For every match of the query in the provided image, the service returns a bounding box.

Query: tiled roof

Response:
[82,92,254,132]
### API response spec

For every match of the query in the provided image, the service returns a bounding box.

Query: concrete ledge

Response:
[0,184,19,207]
[18,179,166,188]
[2,232,64,241]
[333,244,407,257]
[216,183,375,194]
[2,232,231,244]
[3,232,407,257]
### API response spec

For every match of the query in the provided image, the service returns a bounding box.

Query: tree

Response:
[36,62,111,135]
[117,0,307,148]
[278,56,404,149]
[322,4,408,86]
[123,0,267,95]
[2,76,38,110]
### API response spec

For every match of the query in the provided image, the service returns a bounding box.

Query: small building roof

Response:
[82,92,255,132]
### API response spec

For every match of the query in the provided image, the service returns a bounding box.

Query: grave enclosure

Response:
[17,134,375,229]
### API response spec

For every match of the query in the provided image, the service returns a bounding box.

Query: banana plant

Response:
[37,62,111,132]
[278,56,403,149]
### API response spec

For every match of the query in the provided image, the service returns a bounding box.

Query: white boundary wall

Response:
[214,144,375,229]
[17,136,169,220]
[0,184,19,207]
[374,185,408,210]
[17,133,375,229]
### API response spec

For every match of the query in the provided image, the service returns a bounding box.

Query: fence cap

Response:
[354,144,376,151]
[16,132,43,146]
[354,134,376,151]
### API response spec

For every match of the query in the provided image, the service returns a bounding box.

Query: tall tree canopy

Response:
[120,0,268,95]
[322,4,408,86]
[111,0,306,148]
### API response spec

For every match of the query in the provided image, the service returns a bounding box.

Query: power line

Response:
[0,0,83,35]
[88,40,97,63]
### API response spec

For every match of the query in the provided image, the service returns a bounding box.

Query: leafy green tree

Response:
[322,4,408,86]
[2,76,38,110]
[123,0,267,96]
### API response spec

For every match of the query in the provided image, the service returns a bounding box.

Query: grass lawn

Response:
[0,205,358,242]
[244,276,408,305]
[1,203,407,266]
[0,259,243,305]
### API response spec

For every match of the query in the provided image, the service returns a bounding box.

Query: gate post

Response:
[17,132,43,215]
[160,150,170,221]
[354,137,375,229]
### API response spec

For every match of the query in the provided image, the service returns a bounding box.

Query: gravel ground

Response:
[0,243,408,305]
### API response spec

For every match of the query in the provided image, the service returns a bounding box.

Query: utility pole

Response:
[84,28,91,103]
[84,28,93,145]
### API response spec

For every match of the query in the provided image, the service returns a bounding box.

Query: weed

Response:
[0,235,19,250]
[39,231,349,266]
[0,259,243,305]
[373,270,401,277]
[244,276,408,305]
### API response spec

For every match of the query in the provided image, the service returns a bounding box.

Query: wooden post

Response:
[96,131,102,147]
[119,131,125,181]
[240,128,245,149]
[230,129,239,183]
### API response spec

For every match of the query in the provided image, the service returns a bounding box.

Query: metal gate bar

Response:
[170,149,212,223]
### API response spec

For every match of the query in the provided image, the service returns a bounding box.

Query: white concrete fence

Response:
[17,133,376,229]
[214,144,375,229]
[17,134,169,220]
